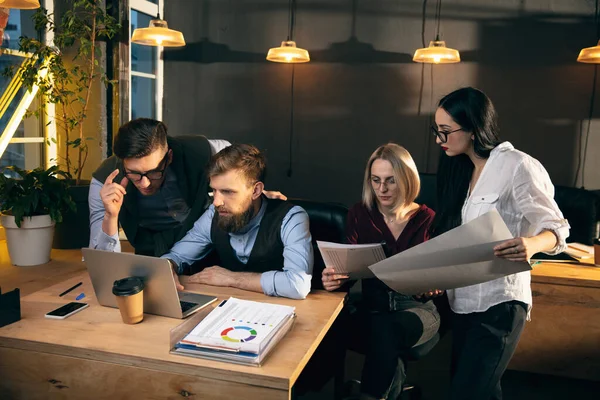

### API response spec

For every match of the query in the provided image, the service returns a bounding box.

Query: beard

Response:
[216,204,255,233]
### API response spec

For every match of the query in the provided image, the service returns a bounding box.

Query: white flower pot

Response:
[1,215,55,266]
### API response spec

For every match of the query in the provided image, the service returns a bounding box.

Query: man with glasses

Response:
[89,118,226,257]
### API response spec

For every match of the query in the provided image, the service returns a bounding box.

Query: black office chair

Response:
[288,198,350,398]
[288,198,349,290]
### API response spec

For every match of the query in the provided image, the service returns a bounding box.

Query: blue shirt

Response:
[161,199,313,300]
[88,139,230,252]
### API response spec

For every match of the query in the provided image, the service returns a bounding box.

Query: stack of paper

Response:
[532,242,594,263]
[171,297,295,366]
[316,241,386,279]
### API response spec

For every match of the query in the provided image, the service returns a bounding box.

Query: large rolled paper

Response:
[369,209,531,295]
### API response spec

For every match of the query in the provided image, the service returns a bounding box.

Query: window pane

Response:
[131,75,156,119]
[131,10,156,75]
[2,8,37,50]
[0,142,42,175]
[0,54,29,135]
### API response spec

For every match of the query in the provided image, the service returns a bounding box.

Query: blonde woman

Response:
[322,143,441,400]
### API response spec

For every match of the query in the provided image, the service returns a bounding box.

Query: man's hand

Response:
[321,267,350,291]
[100,169,129,217]
[188,265,236,287]
[263,190,287,201]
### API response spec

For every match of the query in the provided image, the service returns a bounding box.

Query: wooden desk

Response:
[0,249,345,399]
[509,262,600,381]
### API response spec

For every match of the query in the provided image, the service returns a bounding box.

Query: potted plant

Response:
[0,166,75,266]
[2,1,120,249]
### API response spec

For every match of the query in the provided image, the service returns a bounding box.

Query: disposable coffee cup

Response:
[594,238,600,267]
[112,277,144,324]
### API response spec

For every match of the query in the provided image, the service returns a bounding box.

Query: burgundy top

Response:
[346,202,435,311]
[346,202,435,254]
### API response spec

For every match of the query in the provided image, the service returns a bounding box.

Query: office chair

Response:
[288,198,350,398]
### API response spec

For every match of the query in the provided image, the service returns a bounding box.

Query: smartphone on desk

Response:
[45,302,89,319]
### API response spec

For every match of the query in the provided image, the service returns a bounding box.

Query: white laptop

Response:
[83,248,217,319]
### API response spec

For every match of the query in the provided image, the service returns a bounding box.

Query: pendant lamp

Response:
[413,0,460,64]
[267,0,309,63]
[578,40,600,63]
[578,2,600,63]
[413,38,460,64]
[131,14,185,47]
[0,0,40,9]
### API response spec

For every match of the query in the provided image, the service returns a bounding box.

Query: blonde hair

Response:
[362,143,420,211]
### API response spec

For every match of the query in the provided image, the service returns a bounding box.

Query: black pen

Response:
[59,282,82,297]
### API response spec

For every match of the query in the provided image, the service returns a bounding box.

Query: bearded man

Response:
[162,144,313,299]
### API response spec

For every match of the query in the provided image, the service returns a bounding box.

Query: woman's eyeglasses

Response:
[124,150,170,182]
[430,125,462,144]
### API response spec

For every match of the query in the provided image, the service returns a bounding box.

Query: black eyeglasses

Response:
[124,150,170,182]
[430,125,462,144]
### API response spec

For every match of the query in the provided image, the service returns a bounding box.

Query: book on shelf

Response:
[169,297,296,366]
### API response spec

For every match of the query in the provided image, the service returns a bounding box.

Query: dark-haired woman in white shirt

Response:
[431,87,569,400]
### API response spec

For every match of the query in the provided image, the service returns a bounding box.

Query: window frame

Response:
[129,0,164,121]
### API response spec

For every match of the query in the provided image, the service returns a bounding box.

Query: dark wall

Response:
[164,0,599,206]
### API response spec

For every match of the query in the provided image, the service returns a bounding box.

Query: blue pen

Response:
[75,293,85,301]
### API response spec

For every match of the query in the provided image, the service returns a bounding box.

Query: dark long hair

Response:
[431,87,501,236]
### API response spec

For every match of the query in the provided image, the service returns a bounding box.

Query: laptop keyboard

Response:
[180,300,197,313]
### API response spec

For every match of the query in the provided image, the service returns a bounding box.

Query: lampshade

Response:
[577,40,600,63]
[266,41,310,63]
[413,40,460,64]
[0,0,40,9]
[131,17,185,47]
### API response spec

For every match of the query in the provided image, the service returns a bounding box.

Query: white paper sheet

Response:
[317,241,386,279]
[368,209,532,295]
[180,297,295,354]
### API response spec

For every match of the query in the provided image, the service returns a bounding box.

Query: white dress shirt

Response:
[447,142,570,315]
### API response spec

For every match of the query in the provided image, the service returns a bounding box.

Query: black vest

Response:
[92,136,212,257]
[210,199,294,273]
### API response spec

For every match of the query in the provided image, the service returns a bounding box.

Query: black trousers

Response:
[450,300,527,400]
[361,306,440,399]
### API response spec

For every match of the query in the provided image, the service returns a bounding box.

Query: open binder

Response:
[169,297,296,366]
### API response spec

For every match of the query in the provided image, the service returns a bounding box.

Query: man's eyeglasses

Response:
[431,125,462,144]
[124,150,170,182]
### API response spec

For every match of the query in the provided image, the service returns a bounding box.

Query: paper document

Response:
[317,241,386,279]
[180,297,295,354]
[369,209,531,295]
[532,242,594,263]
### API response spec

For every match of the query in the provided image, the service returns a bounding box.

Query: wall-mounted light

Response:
[267,0,309,63]
[413,0,460,64]
[0,0,40,9]
[131,14,185,47]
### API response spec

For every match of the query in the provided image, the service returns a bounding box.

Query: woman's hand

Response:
[321,267,350,291]
[493,237,535,262]
[414,289,444,301]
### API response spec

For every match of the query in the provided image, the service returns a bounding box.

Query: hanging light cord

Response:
[288,65,295,177]
[287,0,297,177]
[287,0,296,41]
[575,0,599,188]
[434,0,442,41]
[418,0,428,170]
[417,0,427,116]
